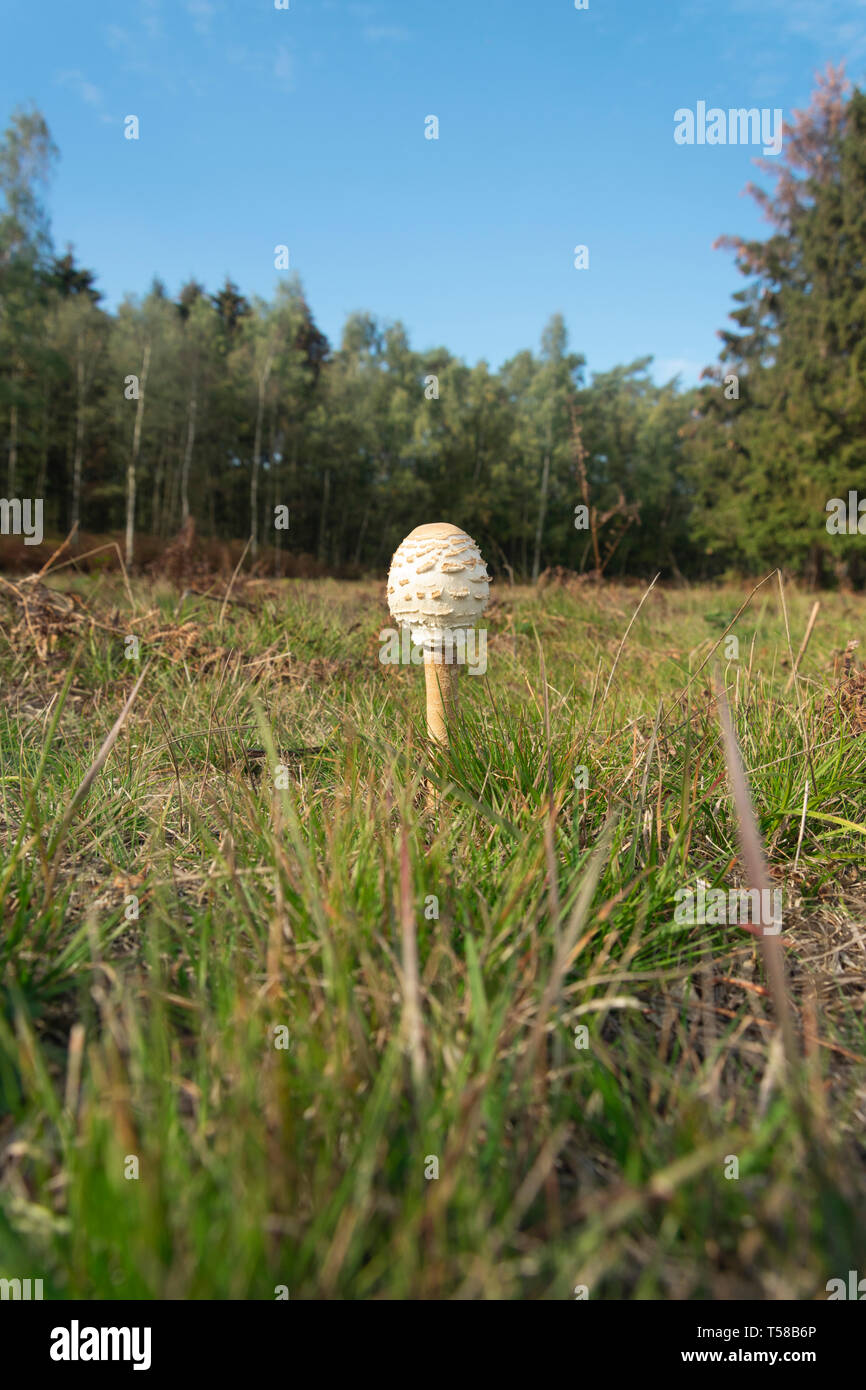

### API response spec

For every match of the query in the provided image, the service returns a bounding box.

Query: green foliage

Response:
[686,69,866,585]
[4,72,866,584]
[0,111,695,579]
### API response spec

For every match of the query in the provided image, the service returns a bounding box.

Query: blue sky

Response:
[2,0,865,387]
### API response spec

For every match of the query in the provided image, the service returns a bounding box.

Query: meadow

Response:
[1,559,864,1299]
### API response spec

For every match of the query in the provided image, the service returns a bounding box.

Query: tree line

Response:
[1,66,864,584]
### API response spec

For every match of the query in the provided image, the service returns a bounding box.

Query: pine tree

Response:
[690,66,866,583]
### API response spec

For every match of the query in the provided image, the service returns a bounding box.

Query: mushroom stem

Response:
[423,648,455,745]
[386,521,490,812]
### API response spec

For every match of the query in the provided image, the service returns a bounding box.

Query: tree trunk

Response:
[181,389,197,525]
[531,451,550,583]
[317,466,331,565]
[472,421,484,484]
[161,446,176,537]
[35,378,50,505]
[70,352,85,545]
[271,415,286,576]
[152,447,164,535]
[250,390,261,557]
[831,554,852,593]
[8,400,18,495]
[250,356,274,560]
[126,341,151,569]
[354,501,370,566]
[165,445,180,536]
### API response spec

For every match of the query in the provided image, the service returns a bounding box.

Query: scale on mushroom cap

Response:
[387,522,491,747]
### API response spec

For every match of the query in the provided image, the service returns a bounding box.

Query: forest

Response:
[1,66,865,585]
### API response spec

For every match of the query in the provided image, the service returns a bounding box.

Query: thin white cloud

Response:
[363,25,409,42]
[58,70,104,107]
[142,0,163,40]
[720,0,866,59]
[186,0,217,35]
[346,2,408,41]
[104,0,163,67]
[274,43,294,91]
[104,23,154,75]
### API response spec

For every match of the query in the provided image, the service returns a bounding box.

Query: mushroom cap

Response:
[387,522,490,644]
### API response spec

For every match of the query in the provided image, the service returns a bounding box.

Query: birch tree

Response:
[55,294,108,540]
[0,106,57,496]
[177,289,219,526]
[233,282,307,558]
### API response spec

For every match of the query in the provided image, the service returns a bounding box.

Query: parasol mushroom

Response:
[387,522,491,745]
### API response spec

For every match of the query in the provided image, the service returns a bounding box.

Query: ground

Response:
[0,563,864,1299]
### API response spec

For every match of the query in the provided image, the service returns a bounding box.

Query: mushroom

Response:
[387,522,491,745]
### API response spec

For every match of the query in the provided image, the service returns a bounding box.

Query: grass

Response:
[1,564,865,1299]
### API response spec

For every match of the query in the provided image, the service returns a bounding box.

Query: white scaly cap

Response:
[387,522,491,652]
